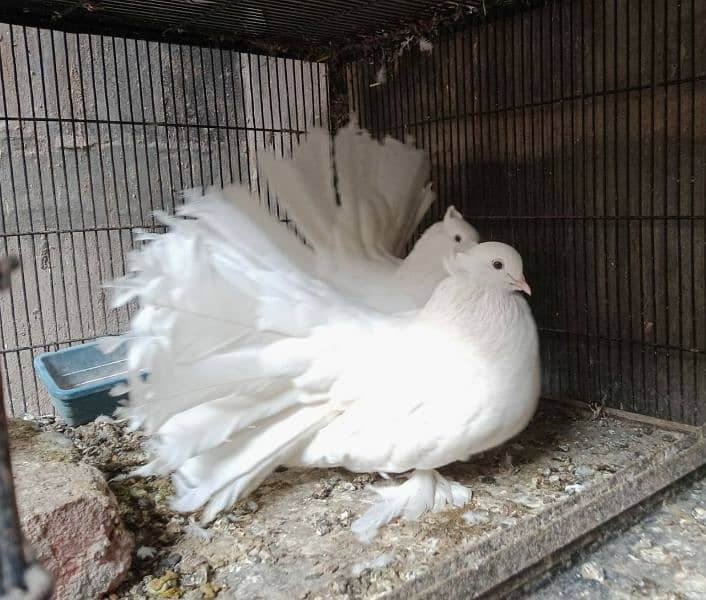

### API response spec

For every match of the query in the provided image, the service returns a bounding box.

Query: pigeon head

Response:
[407,206,479,260]
[441,205,481,248]
[447,241,531,296]
[402,206,479,274]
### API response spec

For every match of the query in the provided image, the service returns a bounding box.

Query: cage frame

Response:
[0,0,704,598]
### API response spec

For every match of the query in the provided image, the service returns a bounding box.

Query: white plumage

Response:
[258,119,480,310]
[105,125,540,541]
[107,194,539,540]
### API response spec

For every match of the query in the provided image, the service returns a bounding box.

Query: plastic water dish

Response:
[34,341,128,426]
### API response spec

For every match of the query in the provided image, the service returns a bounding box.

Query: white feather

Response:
[258,119,481,311]
[351,470,472,543]
[112,133,538,539]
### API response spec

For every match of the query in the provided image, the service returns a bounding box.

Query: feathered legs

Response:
[351,469,472,542]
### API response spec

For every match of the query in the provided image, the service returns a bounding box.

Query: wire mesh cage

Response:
[0,24,328,415]
[348,1,706,426]
[1,0,703,426]
[0,1,705,599]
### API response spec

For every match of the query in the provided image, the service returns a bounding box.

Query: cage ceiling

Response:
[1,0,509,58]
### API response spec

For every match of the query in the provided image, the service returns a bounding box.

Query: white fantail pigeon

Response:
[258,119,481,310]
[107,185,540,542]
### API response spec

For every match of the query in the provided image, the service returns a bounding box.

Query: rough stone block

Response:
[9,420,133,600]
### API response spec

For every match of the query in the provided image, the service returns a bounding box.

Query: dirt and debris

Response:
[525,472,706,599]
[23,402,694,599]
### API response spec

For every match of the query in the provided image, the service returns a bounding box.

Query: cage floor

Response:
[32,400,705,599]
[523,471,706,599]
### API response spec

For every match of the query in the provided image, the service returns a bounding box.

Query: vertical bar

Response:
[0,31,38,411]
[291,57,303,144]
[675,0,685,421]
[475,19,487,230]
[591,0,604,407]
[498,18,510,232]
[60,31,100,339]
[151,42,177,212]
[225,49,246,185]
[273,56,286,158]
[186,45,207,188]
[453,27,466,217]
[389,49,402,141]
[430,34,442,222]
[650,0,660,418]
[196,45,220,187]
[622,0,635,413]
[601,0,614,407]
[18,27,60,356]
[257,54,273,209]
[268,57,281,215]
[237,52,254,190]
[662,2,674,419]
[246,54,263,200]
[508,8,519,272]
[220,48,239,185]
[0,256,28,592]
[127,38,155,225]
[569,0,584,403]
[465,23,478,234]
[178,44,198,189]
[104,35,136,319]
[536,3,549,389]
[372,53,384,140]
[8,26,50,356]
[73,32,110,333]
[636,0,648,420]
[0,29,24,414]
[164,43,187,194]
[16,27,59,413]
[137,40,168,216]
[689,0,699,424]
[550,2,562,383]
[0,360,26,591]
[85,33,129,327]
[581,0,596,406]
[216,48,236,187]
[558,2,571,400]
[204,46,224,187]
[442,29,454,212]
[611,0,625,410]
[228,51,250,187]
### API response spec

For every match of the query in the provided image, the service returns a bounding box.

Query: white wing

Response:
[108,184,397,522]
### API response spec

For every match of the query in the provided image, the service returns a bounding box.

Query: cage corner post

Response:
[0,255,52,600]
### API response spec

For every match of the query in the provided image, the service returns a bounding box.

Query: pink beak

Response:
[515,275,532,296]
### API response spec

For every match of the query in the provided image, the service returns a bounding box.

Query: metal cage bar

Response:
[0,22,328,416]
[1,0,704,427]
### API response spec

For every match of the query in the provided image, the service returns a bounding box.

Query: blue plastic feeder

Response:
[34,341,128,426]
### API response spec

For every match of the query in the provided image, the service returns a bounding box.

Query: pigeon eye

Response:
[492,259,504,270]
[454,235,462,243]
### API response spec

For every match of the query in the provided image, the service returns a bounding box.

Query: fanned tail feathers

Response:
[258,117,436,264]
[108,184,365,521]
[333,119,435,259]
